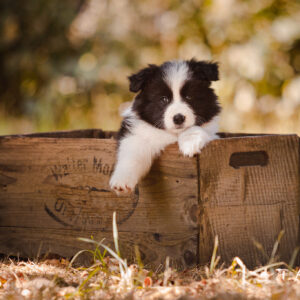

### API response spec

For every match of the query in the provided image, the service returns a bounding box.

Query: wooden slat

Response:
[1,129,117,139]
[0,227,196,269]
[0,131,299,269]
[3,129,273,140]
[198,135,299,267]
[0,136,198,269]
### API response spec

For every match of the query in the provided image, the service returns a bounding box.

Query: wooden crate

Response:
[0,130,299,269]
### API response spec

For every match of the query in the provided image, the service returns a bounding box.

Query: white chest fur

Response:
[109,110,219,194]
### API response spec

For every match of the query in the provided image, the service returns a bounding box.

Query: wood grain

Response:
[0,227,196,269]
[199,134,299,267]
[0,130,299,269]
[0,135,198,269]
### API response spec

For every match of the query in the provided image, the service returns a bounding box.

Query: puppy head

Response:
[130,59,221,134]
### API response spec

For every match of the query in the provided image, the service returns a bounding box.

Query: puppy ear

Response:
[187,59,219,81]
[128,64,159,92]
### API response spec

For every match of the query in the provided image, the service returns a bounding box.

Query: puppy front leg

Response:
[110,135,154,194]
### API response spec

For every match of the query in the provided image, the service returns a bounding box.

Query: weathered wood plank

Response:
[0,136,198,269]
[0,131,299,269]
[0,227,197,269]
[1,129,117,139]
[199,135,299,267]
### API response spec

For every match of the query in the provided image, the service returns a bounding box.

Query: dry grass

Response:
[0,256,300,300]
[1,215,299,299]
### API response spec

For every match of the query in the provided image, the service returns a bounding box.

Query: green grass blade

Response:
[268,230,284,264]
[289,246,300,269]
[209,235,219,274]
[78,266,101,291]
[69,249,94,268]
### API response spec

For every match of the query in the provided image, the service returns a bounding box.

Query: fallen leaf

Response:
[144,276,153,288]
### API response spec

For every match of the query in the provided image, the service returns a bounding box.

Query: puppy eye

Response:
[185,95,192,100]
[160,96,170,104]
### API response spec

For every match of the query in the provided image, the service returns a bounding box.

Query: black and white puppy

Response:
[110,59,221,194]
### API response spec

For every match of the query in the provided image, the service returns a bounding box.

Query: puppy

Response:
[110,59,221,194]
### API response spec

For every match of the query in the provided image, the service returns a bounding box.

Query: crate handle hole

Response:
[229,151,268,169]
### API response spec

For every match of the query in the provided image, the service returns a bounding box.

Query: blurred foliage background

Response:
[0,0,299,135]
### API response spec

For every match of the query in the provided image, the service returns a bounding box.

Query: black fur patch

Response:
[180,79,221,125]
[187,59,219,81]
[117,117,132,142]
[128,64,160,93]
[132,70,173,129]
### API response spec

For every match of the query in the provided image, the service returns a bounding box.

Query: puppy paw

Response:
[178,127,212,157]
[178,135,206,157]
[109,171,137,195]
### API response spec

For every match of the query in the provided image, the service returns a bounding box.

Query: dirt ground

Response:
[0,256,299,300]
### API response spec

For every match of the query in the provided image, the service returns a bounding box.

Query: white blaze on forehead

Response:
[163,61,190,102]
[162,61,195,133]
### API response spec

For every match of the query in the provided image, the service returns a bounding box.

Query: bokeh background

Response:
[0,0,299,135]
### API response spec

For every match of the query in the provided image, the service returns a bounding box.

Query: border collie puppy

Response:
[110,59,221,194]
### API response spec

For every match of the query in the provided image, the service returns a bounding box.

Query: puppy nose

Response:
[173,114,185,125]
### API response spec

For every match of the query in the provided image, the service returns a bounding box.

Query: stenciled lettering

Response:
[93,157,114,176]
[50,158,88,181]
